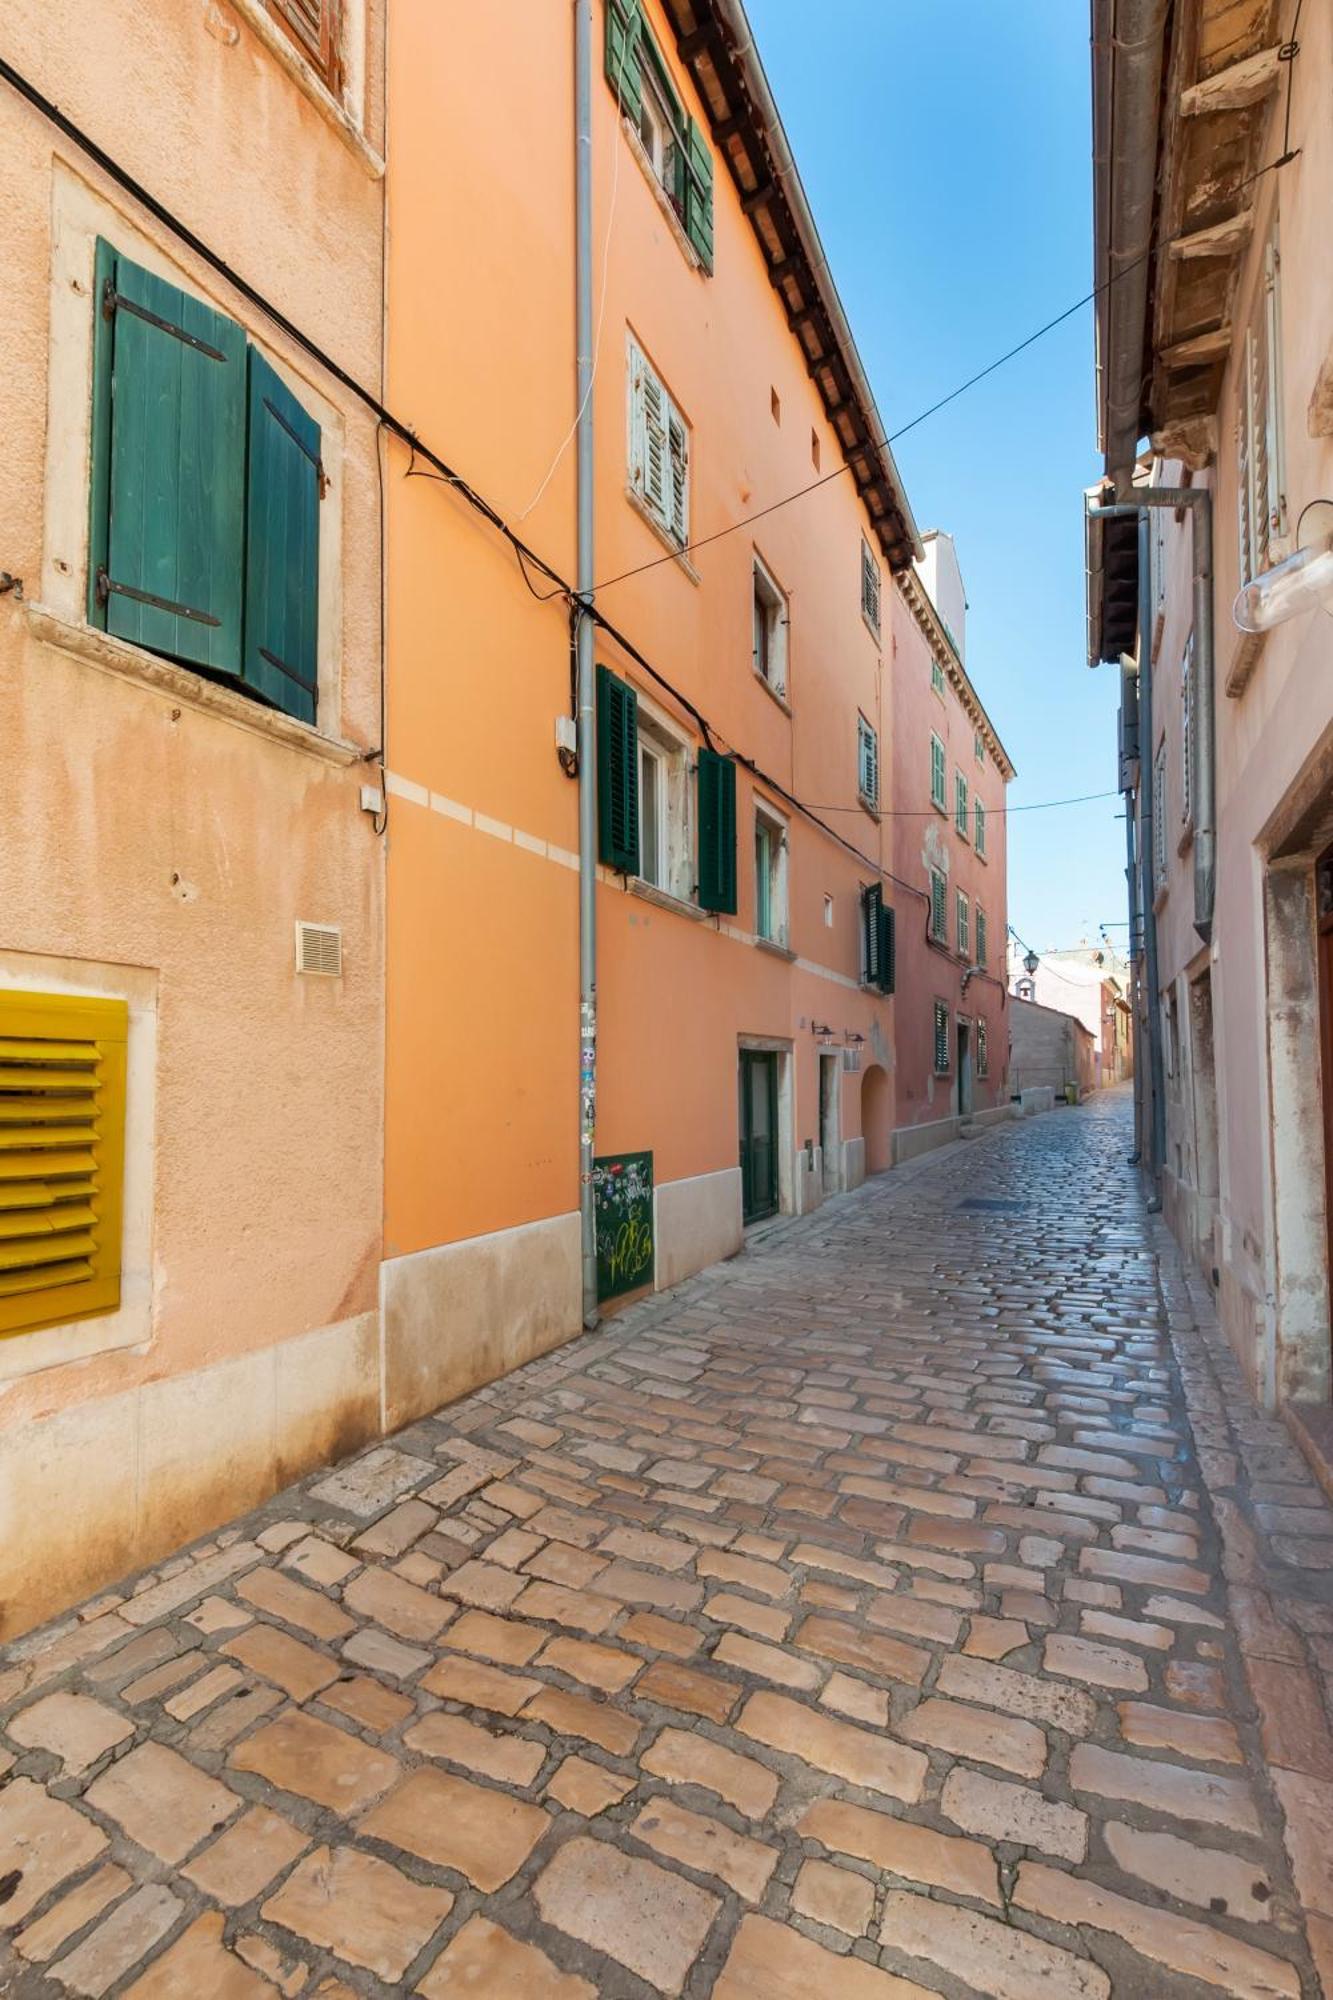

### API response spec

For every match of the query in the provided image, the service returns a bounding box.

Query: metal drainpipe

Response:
[1123,745,1144,1163]
[1089,501,1166,1200]
[575,0,599,1330]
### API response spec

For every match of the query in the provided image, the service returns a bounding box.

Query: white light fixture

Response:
[1233,501,1333,633]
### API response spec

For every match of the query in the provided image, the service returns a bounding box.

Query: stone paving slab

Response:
[2,1089,1332,1995]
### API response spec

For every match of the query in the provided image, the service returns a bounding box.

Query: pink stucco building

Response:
[1085,0,1333,1440]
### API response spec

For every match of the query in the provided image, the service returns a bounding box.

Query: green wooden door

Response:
[739,1050,779,1223]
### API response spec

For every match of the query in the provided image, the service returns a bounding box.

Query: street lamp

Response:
[1022,949,1039,978]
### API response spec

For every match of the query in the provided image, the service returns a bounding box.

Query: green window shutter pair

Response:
[604,0,713,274]
[597,665,641,873]
[89,241,321,725]
[697,749,737,913]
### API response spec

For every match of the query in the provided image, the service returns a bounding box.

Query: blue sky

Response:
[750,0,1126,955]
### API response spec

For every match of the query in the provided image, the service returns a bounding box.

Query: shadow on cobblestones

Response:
[2,1088,1331,1996]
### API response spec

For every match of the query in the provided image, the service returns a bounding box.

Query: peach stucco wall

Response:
[0,0,386,1633]
[383,0,901,1364]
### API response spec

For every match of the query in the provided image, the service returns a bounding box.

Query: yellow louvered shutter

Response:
[0,991,127,1338]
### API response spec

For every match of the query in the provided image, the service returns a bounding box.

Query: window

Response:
[823,894,834,928]
[1153,738,1168,891]
[266,0,341,94]
[1236,220,1286,585]
[639,737,669,888]
[606,0,714,270]
[858,714,880,811]
[861,884,895,993]
[753,557,788,699]
[976,907,988,968]
[977,1019,989,1078]
[630,364,688,551]
[89,242,323,725]
[933,1001,951,1074]
[931,659,946,699]
[929,867,948,944]
[811,429,821,469]
[0,991,128,1338]
[930,733,947,812]
[628,336,689,547]
[754,805,788,947]
[975,732,985,767]
[974,799,987,858]
[860,540,882,637]
[1181,632,1195,829]
[955,771,970,839]
[770,387,781,425]
[956,891,970,959]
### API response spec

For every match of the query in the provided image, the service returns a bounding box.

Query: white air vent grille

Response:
[295,922,342,977]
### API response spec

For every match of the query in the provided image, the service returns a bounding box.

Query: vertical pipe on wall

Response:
[1135,506,1167,1199]
[575,0,600,1328]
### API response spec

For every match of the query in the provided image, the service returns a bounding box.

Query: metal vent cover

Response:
[295,922,342,977]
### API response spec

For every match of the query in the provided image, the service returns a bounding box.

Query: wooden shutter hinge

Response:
[95,567,220,628]
[101,278,228,362]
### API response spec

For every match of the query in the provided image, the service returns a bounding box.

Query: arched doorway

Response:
[861,1062,891,1175]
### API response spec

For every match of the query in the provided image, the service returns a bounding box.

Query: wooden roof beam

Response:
[1179,45,1282,117]
[1167,209,1253,260]
[1161,326,1232,368]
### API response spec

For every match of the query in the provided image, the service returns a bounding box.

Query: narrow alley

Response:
[3,1093,1331,1998]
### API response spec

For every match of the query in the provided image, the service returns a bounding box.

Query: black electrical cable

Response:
[0,56,1295,913]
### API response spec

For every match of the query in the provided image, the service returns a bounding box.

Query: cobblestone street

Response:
[5,1089,1333,1997]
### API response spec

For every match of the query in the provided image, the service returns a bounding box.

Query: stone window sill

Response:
[231,0,384,178]
[625,487,701,584]
[629,877,708,922]
[754,666,792,715]
[858,793,880,823]
[26,606,370,768]
[622,121,706,277]
[755,935,795,961]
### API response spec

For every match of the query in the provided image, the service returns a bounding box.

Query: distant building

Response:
[1009,996,1097,1102]
[1007,944,1133,1089]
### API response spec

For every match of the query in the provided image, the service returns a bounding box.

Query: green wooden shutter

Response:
[597,665,640,872]
[878,904,895,994]
[684,117,714,272]
[863,884,883,986]
[605,0,643,121]
[244,351,322,724]
[697,750,737,913]
[91,243,245,674]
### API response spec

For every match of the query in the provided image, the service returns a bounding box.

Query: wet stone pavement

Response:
[5,1091,1333,1997]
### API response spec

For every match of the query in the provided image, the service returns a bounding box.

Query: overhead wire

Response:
[0,56,1299,907]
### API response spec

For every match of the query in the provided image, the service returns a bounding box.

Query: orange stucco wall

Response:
[0,0,386,1634]
[383,0,901,1334]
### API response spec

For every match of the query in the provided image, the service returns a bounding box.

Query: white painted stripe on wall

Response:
[384,769,877,999]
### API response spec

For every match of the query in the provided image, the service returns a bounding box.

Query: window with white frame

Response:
[752,556,788,699]
[956,890,970,958]
[860,539,881,637]
[929,866,948,944]
[974,731,985,767]
[636,708,692,899]
[637,62,682,210]
[931,659,945,699]
[628,335,689,547]
[955,771,970,839]
[1181,632,1195,830]
[977,1018,989,1077]
[930,732,947,812]
[1153,738,1168,892]
[858,714,880,810]
[974,798,987,858]
[933,1000,951,1073]
[753,803,788,946]
[976,906,988,968]
[1236,219,1287,586]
